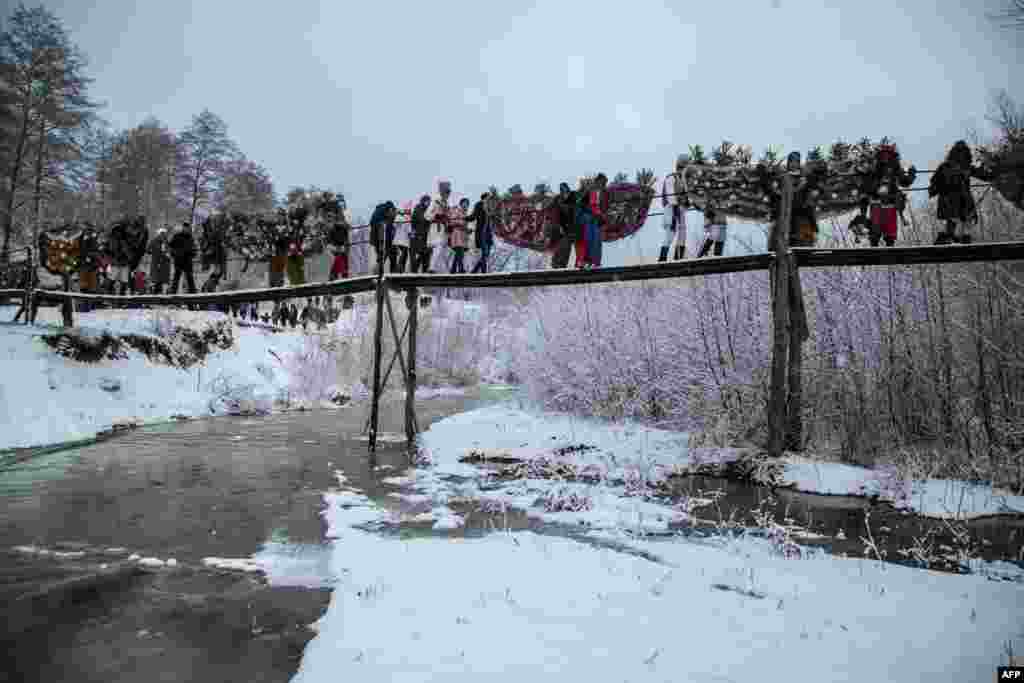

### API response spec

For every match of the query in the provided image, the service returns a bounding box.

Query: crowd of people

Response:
[8,138,997,307]
[365,174,616,274]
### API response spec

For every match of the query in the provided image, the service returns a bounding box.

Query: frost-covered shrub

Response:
[511,277,771,440]
[539,487,593,513]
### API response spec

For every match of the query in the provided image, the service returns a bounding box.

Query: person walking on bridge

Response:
[425,180,453,273]
[449,198,470,274]
[169,222,197,294]
[369,201,397,273]
[148,226,171,294]
[411,195,433,273]
[470,193,494,274]
[660,154,691,262]
[580,173,609,268]
[550,183,577,269]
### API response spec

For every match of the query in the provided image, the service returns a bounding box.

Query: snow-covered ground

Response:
[412,404,1024,521]
[0,306,338,450]
[285,402,1024,682]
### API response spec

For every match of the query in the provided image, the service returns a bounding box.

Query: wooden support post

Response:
[767,172,794,458]
[368,274,386,454]
[383,292,411,384]
[785,260,807,451]
[61,274,74,328]
[404,287,419,450]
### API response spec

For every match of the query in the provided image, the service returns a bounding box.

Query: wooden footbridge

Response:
[3,176,1023,458]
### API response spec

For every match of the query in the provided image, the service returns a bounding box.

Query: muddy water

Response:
[660,475,1024,569]
[0,389,496,683]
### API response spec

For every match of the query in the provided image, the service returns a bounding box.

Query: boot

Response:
[657,246,669,263]
[698,239,713,258]
[713,241,725,256]
[673,245,685,260]
[955,233,972,245]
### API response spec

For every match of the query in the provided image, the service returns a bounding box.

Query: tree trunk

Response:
[767,173,794,457]
[935,269,955,444]
[32,116,47,249]
[2,99,34,262]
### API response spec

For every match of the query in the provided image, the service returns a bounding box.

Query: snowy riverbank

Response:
[412,404,1024,521]
[286,402,1024,682]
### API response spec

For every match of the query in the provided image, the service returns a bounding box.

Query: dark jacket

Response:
[148,233,172,284]
[203,217,230,265]
[369,202,395,249]
[327,221,350,253]
[126,223,148,270]
[929,161,989,223]
[108,221,133,266]
[411,204,430,252]
[169,230,196,268]
[467,200,493,249]
[556,191,580,240]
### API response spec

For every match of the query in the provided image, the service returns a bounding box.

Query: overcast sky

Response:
[21,0,1024,259]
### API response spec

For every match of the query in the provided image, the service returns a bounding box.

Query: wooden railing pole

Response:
[767,172,794,458]
[404,286,419,451]
[368,274,386,454]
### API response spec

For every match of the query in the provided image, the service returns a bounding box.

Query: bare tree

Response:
[0,3,100,259]
[216,157,274,215]
[989,0,1024,29]
[175,109,237,226]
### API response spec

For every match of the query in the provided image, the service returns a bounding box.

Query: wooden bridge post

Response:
[767,172,795,458]
[61,274,74,328]
[404,286,419,451]
[367,274,386,454]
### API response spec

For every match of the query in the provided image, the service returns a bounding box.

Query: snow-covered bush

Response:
[511,277,770,442]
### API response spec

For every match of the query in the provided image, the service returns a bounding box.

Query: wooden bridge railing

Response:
[5,211,1024,460]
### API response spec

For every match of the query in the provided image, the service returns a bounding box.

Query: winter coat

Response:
[555,192,579,240]
[125,224,148,271]
[661,171,689,207]
[411,204,431,252]
[425,197,450,248]
[108,221,133,267]
[467,200,492,249]
[148,234,172,284]
[273,227,291,257]
[327,221,350,254]
[169,230,196,269]
[288,222,307,257]
[369,202,395,249]
[929,161,987,223]
[587,190,611,226]
[200,219,228,271]
[448,206,468,249]
[78,229,101,272]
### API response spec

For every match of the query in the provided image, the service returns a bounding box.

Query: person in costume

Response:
[929,140,993,245]
[858,143,916,247]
